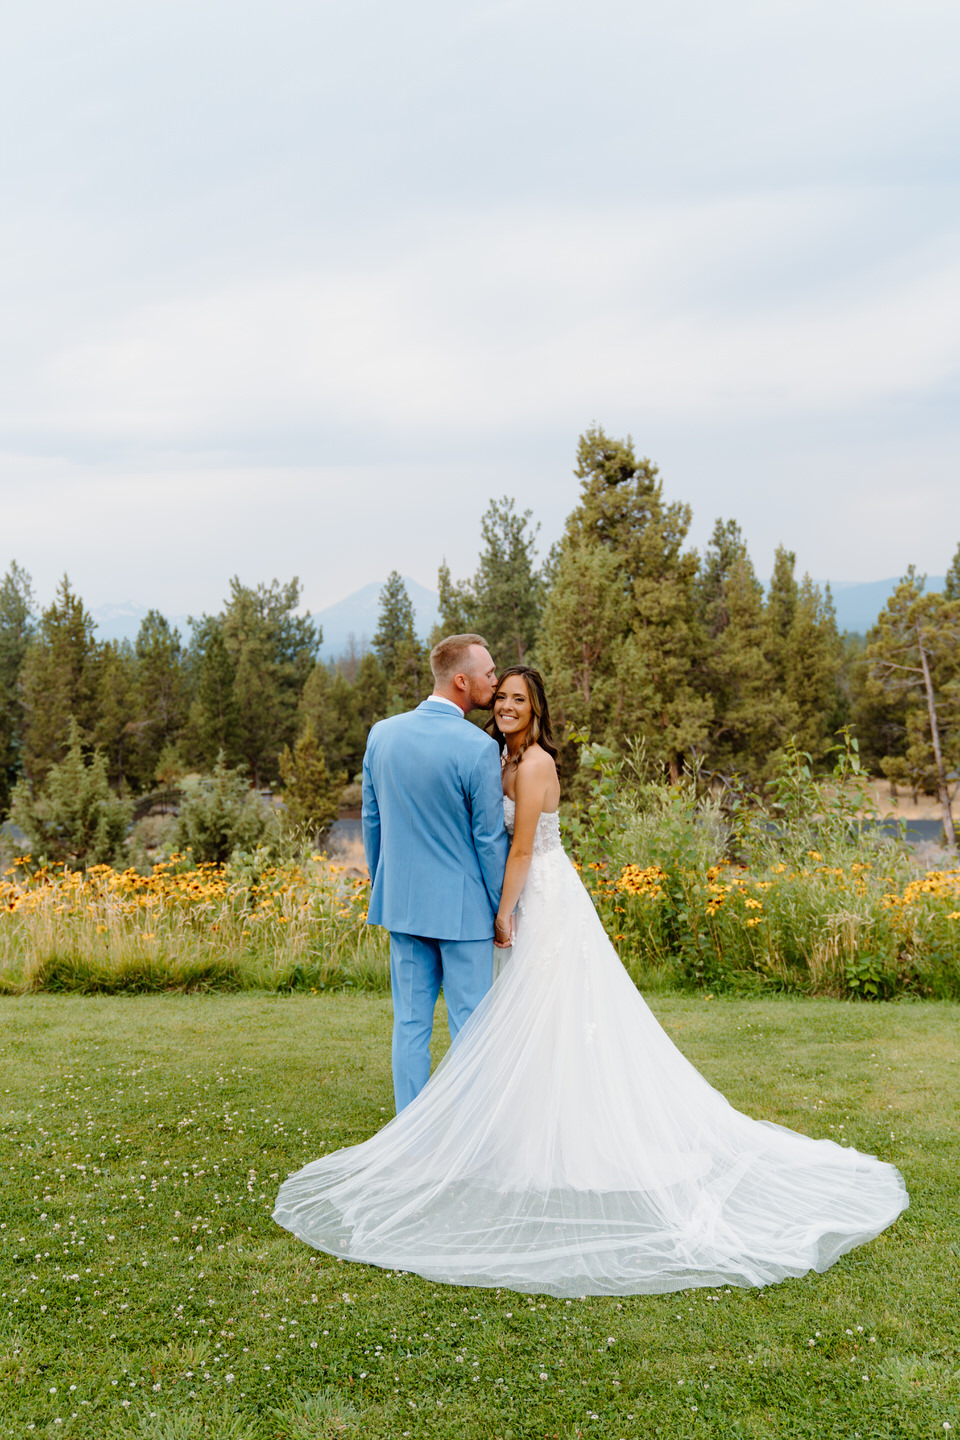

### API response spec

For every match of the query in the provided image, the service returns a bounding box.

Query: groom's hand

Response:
[494,914,514,949]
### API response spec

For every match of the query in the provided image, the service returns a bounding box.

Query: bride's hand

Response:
[494,914,514,948]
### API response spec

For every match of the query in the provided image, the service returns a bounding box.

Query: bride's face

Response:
[493,677,533,741]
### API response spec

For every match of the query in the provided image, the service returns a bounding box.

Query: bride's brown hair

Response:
[487,666,559,768]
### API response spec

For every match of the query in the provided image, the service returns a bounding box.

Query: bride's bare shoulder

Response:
[516,744,560,788]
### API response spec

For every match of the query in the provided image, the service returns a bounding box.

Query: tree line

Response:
[2,424,958,851]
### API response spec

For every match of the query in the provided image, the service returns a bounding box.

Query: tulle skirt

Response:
[273,846,908,1296]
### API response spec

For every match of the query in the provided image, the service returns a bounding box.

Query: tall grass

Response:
[0,853,389,995]
[3,735,960,1000]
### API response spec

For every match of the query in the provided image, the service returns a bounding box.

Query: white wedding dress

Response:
[273,799,908,1296]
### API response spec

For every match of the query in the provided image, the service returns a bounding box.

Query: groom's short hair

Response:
[430,633,489,684]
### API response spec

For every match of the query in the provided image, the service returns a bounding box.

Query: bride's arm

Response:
[494,751,554,945]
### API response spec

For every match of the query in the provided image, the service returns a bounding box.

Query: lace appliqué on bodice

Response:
[502,795,563,856]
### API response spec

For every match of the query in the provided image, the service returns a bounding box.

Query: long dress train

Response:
[272,800,908,1296]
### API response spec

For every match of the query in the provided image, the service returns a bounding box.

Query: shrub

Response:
[9,719,131,869]
[174,751,278,864]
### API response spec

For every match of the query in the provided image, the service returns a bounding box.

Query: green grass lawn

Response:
[1,994,958,1439]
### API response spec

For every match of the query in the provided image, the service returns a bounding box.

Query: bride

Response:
[273,666,908,1296]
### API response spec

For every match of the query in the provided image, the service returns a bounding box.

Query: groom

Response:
[362,634,509,1112]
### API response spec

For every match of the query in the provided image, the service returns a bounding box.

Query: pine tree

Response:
[696,520,784,782]
[434,560,476,639]
[278,720,344,839]
[219,577,319,789]
[184,619,241,771]
[763,545,800,694]
[0,560,36,814]
[352,652,388,738]
[19,576,102,787]
[539,426,708,777]
[471,498,542,668]
[945,542,960,601]
[373,573,426,713]
[134,611,188,785]
[94,640,139,791]
[784,576,844,766]
[866,569,960,851]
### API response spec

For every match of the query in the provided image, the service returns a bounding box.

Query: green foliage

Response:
[945,540,960,601]
[10,717,132,868]
[539,426,709,780]
[278,720,344,840]
[434,498,543,669]
[696,519,785,784]
[174,751,278,864]
[557,732,959,1001]
[0,559,36,813]
[134,609,189,784]
[373,572,427,713]
[866,568,960,851]
[784,575,845,766]
[434,558,476,638]
[93,638,139,790]
[18,575,102,787]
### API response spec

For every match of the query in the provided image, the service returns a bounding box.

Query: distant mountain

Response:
[826,576,945,636]
[89,581,440,658]
[316,578,440,661]
[90,602,192,644]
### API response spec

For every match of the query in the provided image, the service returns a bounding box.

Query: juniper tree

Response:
[11,718,131,868]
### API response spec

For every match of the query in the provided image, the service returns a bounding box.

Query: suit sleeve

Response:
[469,741,510,914]
[361,742,381,883]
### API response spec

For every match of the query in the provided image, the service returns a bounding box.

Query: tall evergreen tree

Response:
[19,576,102,786]
[94,640,139,791]
[184,619,241,771]
[435,560,476,638]
[219,577,319,788]
[278,720,343,839]
[784,576,844,766]
[944,542,960,602]
[134,611,188,785]
[866,569,960,851]
[471,498,542,668]
[539,426,708,777]
[696,520,783,782]
[0,561,36,814]
[764,545,800,692]
[373,572,427,713]
[352,651,389,738]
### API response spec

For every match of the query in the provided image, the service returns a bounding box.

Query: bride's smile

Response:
[493,680,532,742]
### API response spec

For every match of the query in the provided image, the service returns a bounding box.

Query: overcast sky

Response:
[2,0,958,619]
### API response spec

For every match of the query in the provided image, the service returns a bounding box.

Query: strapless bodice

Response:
[502,795,563,856]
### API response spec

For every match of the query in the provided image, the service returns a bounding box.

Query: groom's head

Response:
[430,634,498,713]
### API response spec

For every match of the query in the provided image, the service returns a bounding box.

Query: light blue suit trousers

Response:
[362,698,509,1112]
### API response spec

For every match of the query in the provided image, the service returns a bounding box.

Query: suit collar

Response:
[419,697,465,717]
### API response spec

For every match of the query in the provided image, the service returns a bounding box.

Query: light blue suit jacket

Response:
[362,699,509,941]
